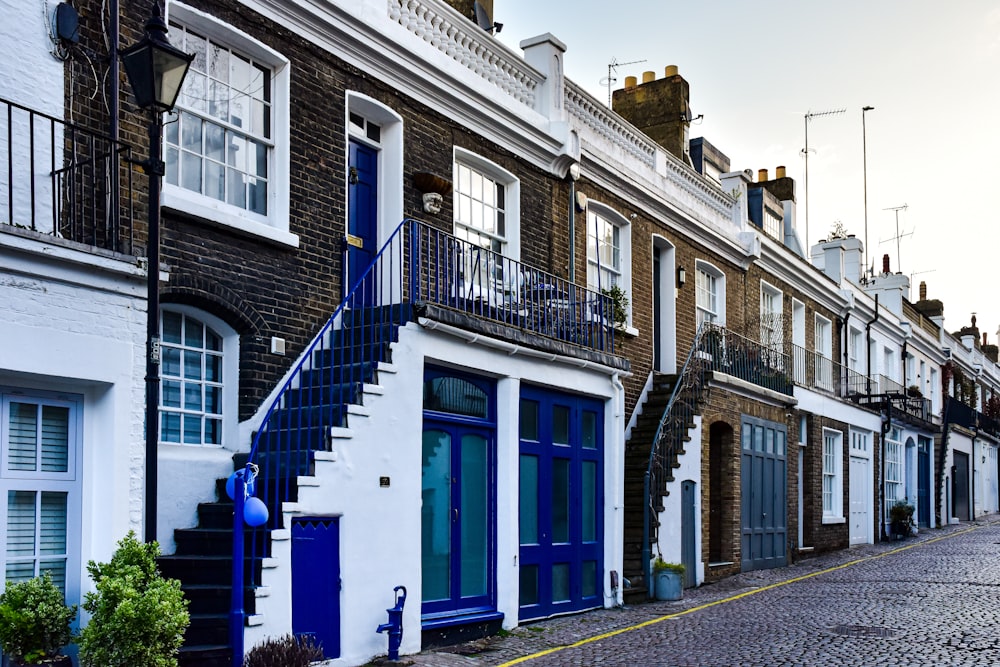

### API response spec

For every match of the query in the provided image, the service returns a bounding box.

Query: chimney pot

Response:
[882,254,890,274]
[642,71,655,83]
[665,65,679,77]
[624,75,637,89]
[776,165,786,178]
[919,281,927,301]
[757,169,768,182]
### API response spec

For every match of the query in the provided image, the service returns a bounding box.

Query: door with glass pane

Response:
[0,392,80,600]
[518,387,602,621]
[421,422,493,617]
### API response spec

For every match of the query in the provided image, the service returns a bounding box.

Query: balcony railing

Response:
[790,343,872,399]
[701,326,793,395]
[0,97,135,253]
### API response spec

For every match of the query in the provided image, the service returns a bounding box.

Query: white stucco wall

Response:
[243,320,626,666]
[655,416,703,585]
[0,0,63,115]
[0,232,147,607]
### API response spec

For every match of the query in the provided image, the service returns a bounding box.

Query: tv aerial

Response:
[600,57,646,108]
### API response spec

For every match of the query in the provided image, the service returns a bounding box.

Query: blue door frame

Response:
[421,368,497,625]
[518,386,603,621]
[917,438,930,528]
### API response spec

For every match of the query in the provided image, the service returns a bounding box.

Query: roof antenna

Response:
[473,2,502,34]
[600,57,646,108]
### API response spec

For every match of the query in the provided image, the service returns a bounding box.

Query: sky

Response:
[495,0,1000,341]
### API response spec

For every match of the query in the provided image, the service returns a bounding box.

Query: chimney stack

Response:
[758,169,768,182]
[919,281,927,301]
[882,254,890,275]
[611,65,692,164]
[776,165,786,179]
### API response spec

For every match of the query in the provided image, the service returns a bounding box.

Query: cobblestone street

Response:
[399,518,1000,667]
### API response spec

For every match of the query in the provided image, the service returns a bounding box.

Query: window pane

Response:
[519,564,539,606]
[519,454,538,545]
[7,491,36,557]
[163,311,183,344]
[163,381,182,409]
[582,411,597,449]
[183,415,202,444]
[423,376,488,418]
[520,400,538,441]
[40,406,69,473]
[205,418,221,445]
[582,560,597,598]
[460,435,488,598]
[552,405,569,445]
[421,430,451,602]
[39,492,67,555]
[162,413,181,443]
[184,383,203,411]
[582,461,596,542]
[552,563,570,602]
[8,402,38,471]
[184,350,203,380]
[552,459,570,543]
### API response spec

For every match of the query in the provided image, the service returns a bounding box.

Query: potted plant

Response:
[889,501,915,540]
[652,557,685,601]
[906,385,922,398]
[78,531,189,667]
[0,572,76,666]
[601,285,629,329]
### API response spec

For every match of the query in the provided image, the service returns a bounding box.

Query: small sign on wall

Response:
[379,476,390,488]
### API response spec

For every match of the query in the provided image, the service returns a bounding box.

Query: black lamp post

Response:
[121,2,193,544]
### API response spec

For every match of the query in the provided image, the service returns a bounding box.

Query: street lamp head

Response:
[121,2,194,112]
[863,105,875,112]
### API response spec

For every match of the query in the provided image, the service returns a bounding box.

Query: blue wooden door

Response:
[292,518,340,659]
[917,439,930,528]
[681,480,696,588]
[347,140,378,301]
[740,418,787,571]
[518,387,603,621]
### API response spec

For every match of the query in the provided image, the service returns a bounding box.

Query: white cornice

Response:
[237,0,569,173]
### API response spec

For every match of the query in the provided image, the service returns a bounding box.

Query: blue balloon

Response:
[225,471,255,500]
[243,496,269,527]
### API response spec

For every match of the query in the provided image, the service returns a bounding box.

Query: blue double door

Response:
[518,387,603,620]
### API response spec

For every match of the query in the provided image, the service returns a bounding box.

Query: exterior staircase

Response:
[161,306,408,666]
[622,370,703,602]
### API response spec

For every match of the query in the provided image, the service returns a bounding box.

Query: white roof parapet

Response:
[389,0,541,107]
[565,80,735,221]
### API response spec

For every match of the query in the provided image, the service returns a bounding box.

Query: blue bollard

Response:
[375,585,407,660]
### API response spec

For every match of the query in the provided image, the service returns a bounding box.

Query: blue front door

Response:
[347,140,378,300]
[421,369,496,623]
[518,387,603,621]
[917,438,930,528]
[291,517,340,658]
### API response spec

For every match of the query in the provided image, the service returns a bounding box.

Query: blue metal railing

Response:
[230,218,616,661]
[641,323,792,593]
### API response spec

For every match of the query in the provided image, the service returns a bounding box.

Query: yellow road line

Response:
[498,526,978,666]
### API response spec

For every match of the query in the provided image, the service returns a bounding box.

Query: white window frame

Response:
[452,148,520,259]
[586,202,632,327]
[822,427,844,521]
[760,281,783,348]
[848,327,863,373]
[815,314,833,391]
[884,428,904,514]
[163,2,295,247]
[160,305,240,449]
[0,388,83,602]
[695,260,725,327]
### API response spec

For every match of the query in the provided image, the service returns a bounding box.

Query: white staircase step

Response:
[328,426,352,440]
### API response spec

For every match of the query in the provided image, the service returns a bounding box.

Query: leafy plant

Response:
[602,285,629,327]
[78,531,189,667]
[652,557,685,575]
[0,573,76,664]
[244,634,323,667]
[889,501,915,538]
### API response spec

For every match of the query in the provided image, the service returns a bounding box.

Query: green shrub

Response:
[0,573,76,664]
[78,531,189,667]
[244,634,324,667]
[652,557,685,575]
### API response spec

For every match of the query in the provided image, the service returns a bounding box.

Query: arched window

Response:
[695,260,725,326]
[586,203,632,326]
[159,307,238,446]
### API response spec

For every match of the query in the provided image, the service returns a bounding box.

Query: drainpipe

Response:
[567,165,579,282]
[110,0,119,141]
[866,295,880,395]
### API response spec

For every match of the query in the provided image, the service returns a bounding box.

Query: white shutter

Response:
[40,406,69,473]
[5,490,36,582]
[7,402,38,471]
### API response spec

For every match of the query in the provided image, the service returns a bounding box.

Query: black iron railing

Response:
[0,97,135,253]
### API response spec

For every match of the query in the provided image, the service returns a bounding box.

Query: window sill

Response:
[163,190,299,248]
[421,609,503,631]
[616,324,639,337]
[822,516,846,525]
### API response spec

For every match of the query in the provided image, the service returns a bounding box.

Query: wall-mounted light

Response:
[677,265,687,288]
